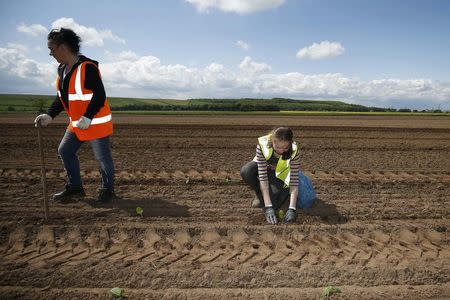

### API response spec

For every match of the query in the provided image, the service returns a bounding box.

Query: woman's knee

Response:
[240,161,258,182]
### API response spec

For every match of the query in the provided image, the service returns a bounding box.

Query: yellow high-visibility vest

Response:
[256,134,298,187]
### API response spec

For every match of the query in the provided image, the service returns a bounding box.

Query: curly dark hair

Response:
[47,28,81,54]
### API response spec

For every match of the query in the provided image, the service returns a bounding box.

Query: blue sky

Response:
[1,0,449,110]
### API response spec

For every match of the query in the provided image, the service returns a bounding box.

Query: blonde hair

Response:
[267,127,293,159]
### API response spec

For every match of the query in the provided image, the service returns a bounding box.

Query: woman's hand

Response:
[264,207,278,224]
[284,208,297,223]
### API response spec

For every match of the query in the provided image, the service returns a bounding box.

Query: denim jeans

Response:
[240,161,289,210]
[58,129,115,191]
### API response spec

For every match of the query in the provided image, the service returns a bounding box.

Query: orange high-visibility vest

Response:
[56,61,113,141]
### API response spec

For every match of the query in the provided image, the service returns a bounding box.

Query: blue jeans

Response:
[58,129,115,191]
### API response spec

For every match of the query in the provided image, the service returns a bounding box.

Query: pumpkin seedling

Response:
[136,206,144,217]
[110,287,127,298]
[278,209,285,220]
[322,286,341,298]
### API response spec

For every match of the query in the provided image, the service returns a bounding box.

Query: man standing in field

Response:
[34,28,115,203]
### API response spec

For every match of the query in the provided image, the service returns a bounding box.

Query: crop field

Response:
[0,114,449,299]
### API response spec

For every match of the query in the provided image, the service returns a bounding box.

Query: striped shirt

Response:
[256,144,301,187]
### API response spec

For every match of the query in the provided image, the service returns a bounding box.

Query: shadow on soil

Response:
[302,198,348,224]
[83,196,191,218]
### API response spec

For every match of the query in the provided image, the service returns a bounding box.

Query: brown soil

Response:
[0,114,449,299]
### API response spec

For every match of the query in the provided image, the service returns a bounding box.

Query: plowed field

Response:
[1,114,449,299]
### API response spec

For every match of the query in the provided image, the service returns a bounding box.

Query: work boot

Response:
[53,185,85,202]
[96,188,115,203]
[251,195,262,208]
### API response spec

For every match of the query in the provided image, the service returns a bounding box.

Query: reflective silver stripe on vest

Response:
[68,93,93,101]
[70,114,112,127]
[68,64,93,101]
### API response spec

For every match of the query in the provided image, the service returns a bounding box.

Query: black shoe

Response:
[53,185,85,202]
[96,189,115,203]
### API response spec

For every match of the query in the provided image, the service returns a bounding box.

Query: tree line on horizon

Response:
[0,94,445,113]
[110,98,443,113]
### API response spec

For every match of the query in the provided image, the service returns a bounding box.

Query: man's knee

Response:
[58,141,76,159]
[57,143,69,158]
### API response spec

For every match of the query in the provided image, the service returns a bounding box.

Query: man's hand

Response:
[264,207,278,224]
[284,208,297,223]
[34,114,52,127]
[77,116,92,130]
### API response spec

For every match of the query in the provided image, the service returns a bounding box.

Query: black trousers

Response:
[240,161,289,210]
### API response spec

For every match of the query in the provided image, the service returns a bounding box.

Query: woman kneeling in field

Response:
[241,127,301,224]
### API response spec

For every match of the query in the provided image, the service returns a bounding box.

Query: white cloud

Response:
[239,56,271,74]
[186,0,285,14]
[17,23,48,37]
[236,40,250,50]
[0,46,56,87]
[104,50,140,62]
[51,18,125,47]
[7,43,28,52]
[1,48,449,109]
[297,41,345,60]
[16,18,125,48]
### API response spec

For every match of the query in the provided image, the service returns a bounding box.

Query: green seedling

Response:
[136,206,144,217]
[322,286,341,298]
[278,209,285,220]
[110,287,127,298]
[225,176,231,183]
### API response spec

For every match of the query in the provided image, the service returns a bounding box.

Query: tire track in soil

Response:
[2,224,449,271]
